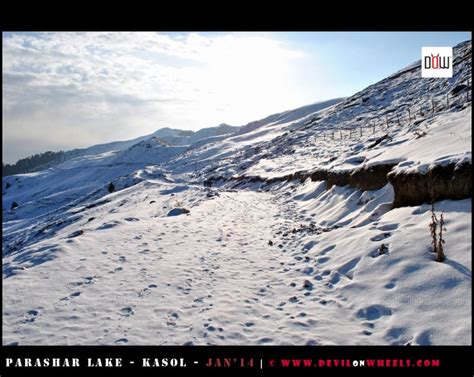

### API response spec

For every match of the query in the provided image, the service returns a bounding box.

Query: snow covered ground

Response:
[2,40,471,345]
[3,178,470,345]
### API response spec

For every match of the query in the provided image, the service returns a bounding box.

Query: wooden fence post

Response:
[340,130,342,139]
[432,97,435,113]
[407,108,411,122]
[360,127,362,137]
[385,116,389,129]
[372,122,375,134]
[446,93,449,109]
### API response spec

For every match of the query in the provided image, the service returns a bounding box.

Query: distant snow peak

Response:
[131,137,169,150]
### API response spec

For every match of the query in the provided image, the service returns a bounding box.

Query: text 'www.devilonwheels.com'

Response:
[273,358,440,368]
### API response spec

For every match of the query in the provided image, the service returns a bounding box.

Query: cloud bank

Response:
[2,32,306,163]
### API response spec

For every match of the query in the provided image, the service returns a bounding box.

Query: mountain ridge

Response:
[2,99,342,176]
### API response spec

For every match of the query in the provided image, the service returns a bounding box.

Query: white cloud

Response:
[2,32,308,162]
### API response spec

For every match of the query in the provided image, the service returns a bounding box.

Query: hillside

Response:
[2,124,240,176]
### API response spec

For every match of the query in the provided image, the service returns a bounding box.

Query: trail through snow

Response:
[4,188,379,345]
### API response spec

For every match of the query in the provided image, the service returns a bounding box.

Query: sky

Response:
[2,31,471,163]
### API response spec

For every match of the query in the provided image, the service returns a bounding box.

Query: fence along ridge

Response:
[315,78,471,141]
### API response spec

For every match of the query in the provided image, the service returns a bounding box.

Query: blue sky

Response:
[2,31,471,163]
[279,32,471,94]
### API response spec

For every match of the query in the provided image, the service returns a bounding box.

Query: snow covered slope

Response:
[235,98,344,136]
[2,40,471,346]
[164,40,471,182]
[61,124,239,162]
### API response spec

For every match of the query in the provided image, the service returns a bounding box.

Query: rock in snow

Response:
[166,208,190,216]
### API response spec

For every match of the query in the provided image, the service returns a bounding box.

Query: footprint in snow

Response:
[22,310,39,323]
[120,307,135,317]
[67,230,84,238]
[138,287,152,298]
[115,338,128,344]
[177,286,191,295]
[370,233,392,242]
[384,280,396,289]
[69,276,95,288]
[303,241,319,251]
[413,330,433,345]
[319,244,336,256]
[326,271,341,287]
[303,280,314,290]
[378,223,398,231]
[384,326,410,345]
[60,291,81,302]
[166,312,179,326]
[356,305,392,321]
[97,221,121,230]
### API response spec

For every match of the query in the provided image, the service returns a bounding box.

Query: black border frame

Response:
[1,12,473,376]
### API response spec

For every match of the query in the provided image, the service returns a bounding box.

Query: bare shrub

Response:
[429,203,438,255]
[429,202,446,263]
[437,213,446,262]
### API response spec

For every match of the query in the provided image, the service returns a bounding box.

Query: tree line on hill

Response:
[3,151,66,176]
